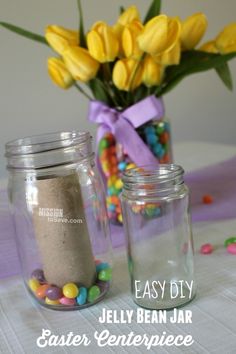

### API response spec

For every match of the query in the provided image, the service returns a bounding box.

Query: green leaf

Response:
[89,78,112,105]
[0,21,47,45]
[215,63,233,91]
[160,50,236,96]
[77,0,86,47]
[144,0,162,24]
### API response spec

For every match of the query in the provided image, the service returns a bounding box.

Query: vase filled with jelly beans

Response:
[98,118,172,225]
[6,131,113,310]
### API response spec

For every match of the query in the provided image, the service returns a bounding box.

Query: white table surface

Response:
[0,142,236,354]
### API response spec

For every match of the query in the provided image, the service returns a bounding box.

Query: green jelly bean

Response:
[100,139,109,149]
[88,285,101,303]
[224,237,236,247]
[98,268,112,282]
[156,123,165,135]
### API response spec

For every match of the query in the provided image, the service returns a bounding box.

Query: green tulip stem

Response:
[74,82,93,100]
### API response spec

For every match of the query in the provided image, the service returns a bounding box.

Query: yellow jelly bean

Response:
[62,283,79,299]
[115,178,123,190]
[108,175,118,187]
[118,213,123,223]
[126,163,136,170]
[45,297,60,305]
[28,278,40,293]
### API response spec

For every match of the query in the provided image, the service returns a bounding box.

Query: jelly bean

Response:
[224,237,236,247]
[118,214,123,223]
[36,284,50,299]
[202,195,213,204]
[118,162,127,171]
[96,262,109,273]
[200,243,213,255]
[110,196,119,205]
[146,133,158,146]
[144,126,155,135]
[126,163,136,170]
[46,286,63,301]
[160,132,169,144]
[76,287,88,306]
[156,123,165,135]
[62,283,79,299]
[59,297,76,306]
[164,122,170,132]
[95,259,102,265]
[227,243,236,255]
[99,139,109,149]
[31,269,45,283]
[108,204,116,212]
[98,268,112,282]
[28,278,40,293]
[45,297,60,305]
[153,143,163,156]
[88,285,101,303]
[107,176,117,187]
[115,179,123,190]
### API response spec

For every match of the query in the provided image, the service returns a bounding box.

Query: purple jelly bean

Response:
[31,269,45,283]
[46,286,63,301]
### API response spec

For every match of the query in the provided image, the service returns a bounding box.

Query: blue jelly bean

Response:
[76,287,87,306]
[153,143,162,156]
[108,204,116,212]
[164,122,170,132]
[96,262,109,273]
[146,133,158,146]
[118,162,127,171]
[157,147,165,159]
[144,126,155,135]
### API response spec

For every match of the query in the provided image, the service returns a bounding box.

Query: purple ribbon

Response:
[88,95,165,173]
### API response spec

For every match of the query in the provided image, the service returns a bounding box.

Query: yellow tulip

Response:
[181,13,208,50]
[199,40,218,54]
[122,20,144,59]
[47,57,74,89]
[63,46,100,82]
[154,41,181,66]
[113,5,140,38]
[137,15,181,56]
[87,22,119,63]
[215,23,236,54]
[113,58,143,91]
[142,55,164,87]
[45,25,79,55]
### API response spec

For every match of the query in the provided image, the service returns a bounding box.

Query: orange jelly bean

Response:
[202,195,213,204]
[36,284,50,299]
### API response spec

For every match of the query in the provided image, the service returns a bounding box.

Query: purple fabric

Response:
[1,155,236,279]
[88,96,165,176]
[185,156,236,222]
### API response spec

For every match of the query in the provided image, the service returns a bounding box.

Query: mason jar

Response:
[5,131,112,310]
[120,164,196,310]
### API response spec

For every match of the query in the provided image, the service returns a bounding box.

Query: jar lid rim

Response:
[5,131,91,157]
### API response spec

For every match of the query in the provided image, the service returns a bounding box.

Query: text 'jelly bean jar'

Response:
[5,131,112,310]
[120,165,197,310]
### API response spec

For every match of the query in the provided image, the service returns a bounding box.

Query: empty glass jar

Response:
[5,131,112,310]
[121,165,196,310]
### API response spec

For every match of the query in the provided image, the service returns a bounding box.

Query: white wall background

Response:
[0,0,236,177]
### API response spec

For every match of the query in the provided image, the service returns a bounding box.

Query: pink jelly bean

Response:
[59,297,76,306]
[200,243,213,255]
[227,243,236,255]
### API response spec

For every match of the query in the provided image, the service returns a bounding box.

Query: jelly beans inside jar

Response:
[98,119,172,225]
[28,260,112,310]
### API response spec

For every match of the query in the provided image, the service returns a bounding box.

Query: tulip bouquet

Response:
[1,0,236,224]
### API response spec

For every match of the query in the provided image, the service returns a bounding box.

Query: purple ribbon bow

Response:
[88,95,165,175]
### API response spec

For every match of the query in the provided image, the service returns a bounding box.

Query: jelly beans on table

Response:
[98,120,172,225]
[28,261,112,309]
